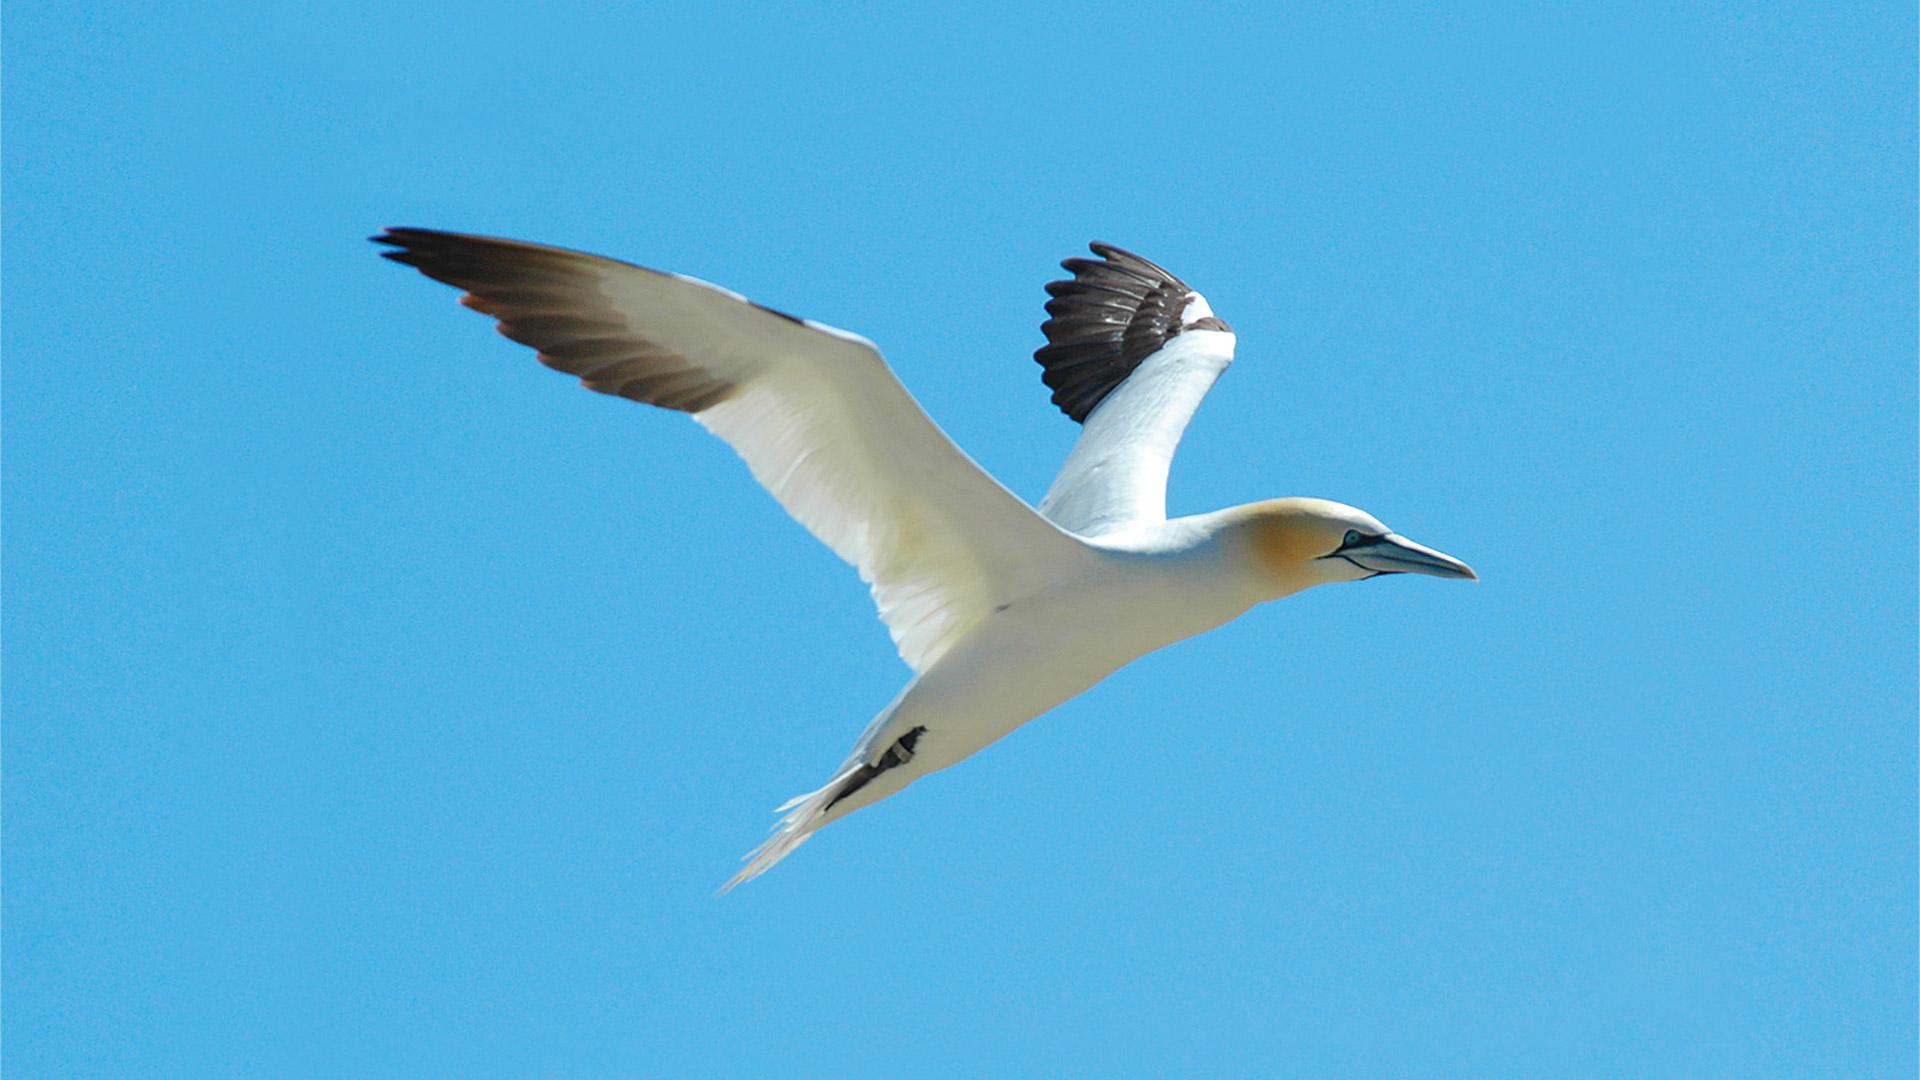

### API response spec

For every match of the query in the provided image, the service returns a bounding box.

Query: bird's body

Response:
[793,512,1262,825]
[376,230,1475,889]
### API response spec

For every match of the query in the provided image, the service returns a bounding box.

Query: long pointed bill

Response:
[1344,533,1478,580]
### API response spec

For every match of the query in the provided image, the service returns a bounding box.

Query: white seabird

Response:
[375,230,1477,890]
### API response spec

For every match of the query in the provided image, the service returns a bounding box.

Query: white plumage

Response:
[376,230,1475,891]
[1040,327,1234,535]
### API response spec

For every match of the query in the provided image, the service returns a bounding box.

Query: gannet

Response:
[374,229,1476,890]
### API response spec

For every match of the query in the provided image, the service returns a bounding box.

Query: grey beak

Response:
[1341,533,1478,580]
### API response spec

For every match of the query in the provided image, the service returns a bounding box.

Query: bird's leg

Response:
[825,726,926,811]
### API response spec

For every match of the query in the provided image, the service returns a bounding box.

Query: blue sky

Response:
[6,2,1914,1077]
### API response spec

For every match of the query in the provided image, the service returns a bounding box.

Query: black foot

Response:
[826,726,927,811]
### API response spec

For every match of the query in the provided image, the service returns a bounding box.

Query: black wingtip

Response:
[1033,241,1211,423]
[370,227,444,267]
[370,225,423,247]
[1082,241,1184,282]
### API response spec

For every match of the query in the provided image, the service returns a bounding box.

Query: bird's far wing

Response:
[376,228,1090,674]
[1033,243,1237,537]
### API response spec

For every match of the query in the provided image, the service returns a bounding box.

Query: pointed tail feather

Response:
[717,765,862,894]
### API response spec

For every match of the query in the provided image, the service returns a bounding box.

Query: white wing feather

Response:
[1039,327,1236,536]
[687,331,1082,672]
[378,229,1091,673]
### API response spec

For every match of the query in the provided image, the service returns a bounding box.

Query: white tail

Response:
[717,766,863,894]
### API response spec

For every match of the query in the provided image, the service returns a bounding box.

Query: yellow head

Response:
[1227,497,1477,600]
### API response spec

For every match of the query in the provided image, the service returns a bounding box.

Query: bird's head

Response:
[1225,497,1477,600]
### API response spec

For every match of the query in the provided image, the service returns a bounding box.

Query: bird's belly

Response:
[878,576,1253,774]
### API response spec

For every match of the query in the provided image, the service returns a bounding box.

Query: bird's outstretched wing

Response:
[1033,243,1237,537]
[376,228,1090,673]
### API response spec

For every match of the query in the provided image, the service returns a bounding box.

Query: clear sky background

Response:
[7,3,1915,1078]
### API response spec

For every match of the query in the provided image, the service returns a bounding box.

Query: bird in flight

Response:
[374,229,1476,890]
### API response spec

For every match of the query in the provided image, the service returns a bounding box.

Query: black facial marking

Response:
[1330,553,1399,578]
[1318,530,1389,564]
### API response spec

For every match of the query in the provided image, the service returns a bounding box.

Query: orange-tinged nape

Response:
[1226,497,1387,596]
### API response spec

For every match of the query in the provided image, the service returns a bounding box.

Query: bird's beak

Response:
[1342,533,1478,580]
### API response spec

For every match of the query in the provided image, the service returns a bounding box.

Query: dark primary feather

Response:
[1032,242,1228,423]
[373,227,740,413]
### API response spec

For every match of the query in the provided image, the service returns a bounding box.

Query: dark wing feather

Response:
[375,227,741,412]
[372,226,1094,674]
[1032,242,1230,423]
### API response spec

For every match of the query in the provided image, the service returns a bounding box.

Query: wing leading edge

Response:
[1034,243,1237,537]
[376,228,1092,673]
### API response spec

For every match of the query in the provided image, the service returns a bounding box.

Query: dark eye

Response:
[1343,530,1365,547]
